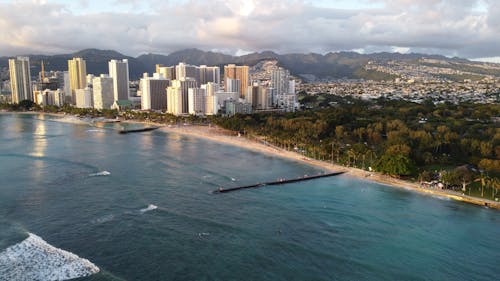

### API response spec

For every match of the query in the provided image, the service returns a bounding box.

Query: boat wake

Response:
[140,204,158,213]
[0,233,99,281]
[89,171,111,177]
[86,129,106,133]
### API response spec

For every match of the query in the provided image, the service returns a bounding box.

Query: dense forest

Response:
[213,98,500,199]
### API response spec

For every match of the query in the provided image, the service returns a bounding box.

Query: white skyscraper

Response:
[169,78,197,114]
[205,95,218,115]
[166,87,184,116]
[201,82,219,115]
[109,59,130,101]
[75,87,93,108]
[9,57,32,103]
[92,75,114,110]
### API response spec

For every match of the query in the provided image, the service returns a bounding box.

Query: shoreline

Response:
[140,121,500,210]
[3,110,499,210]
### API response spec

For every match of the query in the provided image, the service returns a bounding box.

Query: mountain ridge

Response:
[1,48,498,81]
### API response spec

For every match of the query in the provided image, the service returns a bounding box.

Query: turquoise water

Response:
[0,113,499,281]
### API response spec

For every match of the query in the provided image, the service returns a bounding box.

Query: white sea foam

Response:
[0,233,99,281]
[140,204,158,213]
[91,214,115,224]
[89,171,111,177]
[86,129,106,133]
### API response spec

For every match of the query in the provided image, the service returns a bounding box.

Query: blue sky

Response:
[0,0,498,62]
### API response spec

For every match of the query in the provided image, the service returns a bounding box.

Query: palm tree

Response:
[488,177,500,199]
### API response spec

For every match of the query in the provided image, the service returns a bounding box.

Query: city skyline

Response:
[0,0,499,63]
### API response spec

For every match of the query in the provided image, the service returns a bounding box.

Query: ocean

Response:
[0,113,499,281]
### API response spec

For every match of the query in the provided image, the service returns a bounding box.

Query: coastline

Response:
[153,123,500,210]
[3,110,499,210]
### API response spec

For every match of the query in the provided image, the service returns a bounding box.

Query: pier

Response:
[213,171,345,194]
[118,126,161,134]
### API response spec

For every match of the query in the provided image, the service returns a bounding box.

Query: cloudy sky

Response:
[0,0,499,62]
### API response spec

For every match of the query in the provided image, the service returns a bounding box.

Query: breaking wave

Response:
[89,171,111,177]
[140,204,158,213]
[0,233,99,281]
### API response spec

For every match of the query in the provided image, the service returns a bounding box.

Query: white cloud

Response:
[0,0,498,60]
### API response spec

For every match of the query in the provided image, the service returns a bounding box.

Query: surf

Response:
[0,233,99,281]
[89,171,111,177]
[140,204,158,213]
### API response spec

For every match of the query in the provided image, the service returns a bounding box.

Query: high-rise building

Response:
[169,78,197,114]
[201,82,219,97]
[68,58,87,104]
[226,78,241,95]
[75,87,93,108]
[199,65,220,85]
[215,91,239,108]
[92,75,114,110]
[271,67,297,112]
[9,57,32,103]
[256,87,269,110]
[157,65,176,80]
[224,64,249,99]
[224,100,252,116]
[36,89,64,107]
[188,88,206,115]
[63,71,70,101]
[201,82,219,115]
[246,83,269,110]
[271,67,289,98]
[166,87,183,116]
[53,89,65,106]
[267,88,276,107]
[86,74,95,87]
[109,59,130,101]
[176,63,199,84]
[140,73,170,111]
[205,95,218,115]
